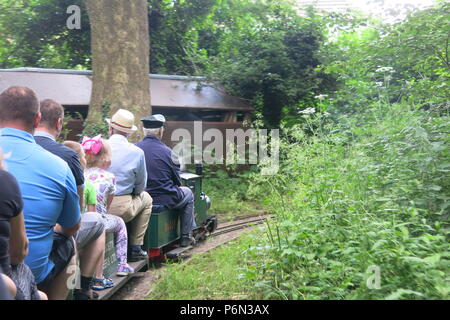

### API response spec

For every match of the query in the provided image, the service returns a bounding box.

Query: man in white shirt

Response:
[106,109,152,262]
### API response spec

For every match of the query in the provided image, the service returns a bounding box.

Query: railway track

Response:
[100,214,271,300]
[211,215,270,237]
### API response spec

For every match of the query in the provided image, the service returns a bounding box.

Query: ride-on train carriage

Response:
[95,165,216,299]
[143,164,217,261]
[102,164,217,279]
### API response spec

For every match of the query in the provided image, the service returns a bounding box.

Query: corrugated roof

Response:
[0,68,252,111]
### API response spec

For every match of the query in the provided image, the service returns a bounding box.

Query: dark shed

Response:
[0,68,253,148]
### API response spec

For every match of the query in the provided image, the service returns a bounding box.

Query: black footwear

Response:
[73,289,99,300]
[128,248,148,262]
[180,235,196,247]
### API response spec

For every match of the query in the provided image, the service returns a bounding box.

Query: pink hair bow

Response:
[82,135,103,155]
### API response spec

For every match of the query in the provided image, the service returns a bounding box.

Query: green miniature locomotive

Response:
[143,166,216,259]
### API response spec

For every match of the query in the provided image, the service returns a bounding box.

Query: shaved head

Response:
[0,86,40,131]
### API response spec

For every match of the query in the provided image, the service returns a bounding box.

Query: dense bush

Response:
[150,101,449,300]
[243,101,449,299]
[321,2,450,115]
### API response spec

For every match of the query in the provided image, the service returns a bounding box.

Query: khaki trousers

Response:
[108,192,152,246]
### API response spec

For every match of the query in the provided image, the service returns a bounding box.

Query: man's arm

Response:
[9,212,28,265]
[1,172,28,265]
[56,168,81,237]
[69,151,85,210]
[133,151,147,195]
[54,221,80,238]
[77,186,84,212]
[170,151,182,187]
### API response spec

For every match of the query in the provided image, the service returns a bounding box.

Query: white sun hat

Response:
[106,109,138,134]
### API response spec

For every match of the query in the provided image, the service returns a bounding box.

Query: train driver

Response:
[136,114,197,247]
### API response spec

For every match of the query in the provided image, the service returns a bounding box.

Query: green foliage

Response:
[202,168,265,220]
[0,0,90,69]
[148,0,218,74]
[0,0,215,72]
[322,2,450,114]
[148,101,450,300]
[2,0,449,300]
[82,100,110,137]
[148,235,258,299]
[244,101,450,299]
[205,4,335,128]
[58,111,83,143]
[149,3,450,300]
[0,0,336,129]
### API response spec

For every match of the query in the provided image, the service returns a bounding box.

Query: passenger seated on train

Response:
[34,99,106,300]
[63,141,115,291]
[64,141,98,213]
[82,136,135,276]
[106,109,152,262]
[0,270,14,300]
[0,86,80,300]
[136,114,197,247]
[0,153,47,300]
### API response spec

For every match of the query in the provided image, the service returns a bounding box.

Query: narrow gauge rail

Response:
[97,214,270,300]
[212,216,270,237]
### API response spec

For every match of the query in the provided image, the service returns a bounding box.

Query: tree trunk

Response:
[84,0,151,140]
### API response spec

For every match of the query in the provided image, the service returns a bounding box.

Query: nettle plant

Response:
[243,102,449,300]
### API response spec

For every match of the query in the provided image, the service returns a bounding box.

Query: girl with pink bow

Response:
[82,136,134,276]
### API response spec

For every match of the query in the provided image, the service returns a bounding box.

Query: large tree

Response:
[84,0,151,138]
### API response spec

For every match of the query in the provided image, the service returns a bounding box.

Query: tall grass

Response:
[246,103,449,299]
[147,236,257,300]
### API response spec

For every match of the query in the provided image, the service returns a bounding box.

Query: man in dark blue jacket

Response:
[135,114,196,247]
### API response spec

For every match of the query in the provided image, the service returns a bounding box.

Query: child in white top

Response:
[82,135,134,276]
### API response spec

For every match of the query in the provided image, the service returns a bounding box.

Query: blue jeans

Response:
[172,187,197,235]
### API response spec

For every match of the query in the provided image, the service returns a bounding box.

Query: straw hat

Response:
[106,109,138,134]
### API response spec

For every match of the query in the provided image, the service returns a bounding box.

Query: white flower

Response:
[299,107,316,115]
[375,66,395,73]
[375,82,384,87]
[314,94,328,100]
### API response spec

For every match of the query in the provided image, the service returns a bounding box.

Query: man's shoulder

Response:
[138,138,171,153]
[119,141,145,158]
[34,135,57,148]
[135,139,145,149]
[58,144,79,163]
[159,142,175,159]
[37,138,77,162]
[34,144,72,175]
[135,139,151,153]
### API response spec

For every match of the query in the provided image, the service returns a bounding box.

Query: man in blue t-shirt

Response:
[0,86,80,300]
[34,98,106,300]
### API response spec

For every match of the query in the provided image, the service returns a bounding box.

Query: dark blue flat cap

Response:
[141,114,166,128]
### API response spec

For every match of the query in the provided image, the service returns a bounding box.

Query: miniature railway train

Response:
[98,165,217,299]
